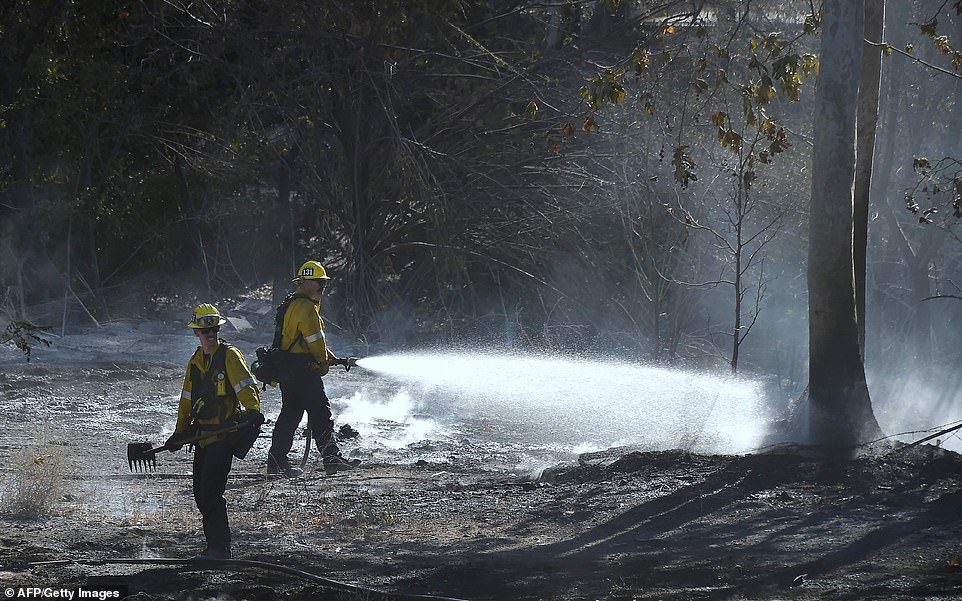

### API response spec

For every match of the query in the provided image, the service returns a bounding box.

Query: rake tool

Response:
[127,421,248,472]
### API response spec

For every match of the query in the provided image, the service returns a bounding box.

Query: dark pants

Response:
[268,366,337,462]
[192,439,234,551]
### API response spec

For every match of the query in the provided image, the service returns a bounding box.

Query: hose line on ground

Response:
[749,418,962,455]
[28,557,468,601]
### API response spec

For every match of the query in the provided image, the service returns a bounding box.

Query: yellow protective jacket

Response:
[279,292,333,375]
[175,341,261,447]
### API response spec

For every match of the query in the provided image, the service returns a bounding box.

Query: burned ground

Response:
[1,360,961,600]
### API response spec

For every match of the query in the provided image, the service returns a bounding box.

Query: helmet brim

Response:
[187,316,228,329]
[293,275,332,283]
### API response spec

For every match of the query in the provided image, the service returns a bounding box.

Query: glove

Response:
[245,410,266,427]
[165,431,187,451]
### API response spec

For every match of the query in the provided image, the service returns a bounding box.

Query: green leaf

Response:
[582,114,599,133]
[768,127,791,154]
[633,47,650,76]
[672,145,697,188]
[934,35,951,54]
[2,321,51,361]
[547,137,561,156]
[523,101,539,120]
[719,128,742,153]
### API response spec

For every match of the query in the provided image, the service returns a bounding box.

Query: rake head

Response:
[127,442,158,472]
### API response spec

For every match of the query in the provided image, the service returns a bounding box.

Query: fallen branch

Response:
[894,422,962,453]
[69,286,101,327]
[921,294,962,302]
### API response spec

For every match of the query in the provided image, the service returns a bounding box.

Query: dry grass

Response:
[339,502,398,531]
[1,439,67,519]
[111,477,197,530]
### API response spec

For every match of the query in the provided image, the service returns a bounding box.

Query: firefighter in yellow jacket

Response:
[267,260,357,477]
[166,303,264,559]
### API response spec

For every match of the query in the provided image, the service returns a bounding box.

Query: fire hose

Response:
[28,556,468,601]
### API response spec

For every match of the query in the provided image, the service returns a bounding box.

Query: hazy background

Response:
[2,0,961,448]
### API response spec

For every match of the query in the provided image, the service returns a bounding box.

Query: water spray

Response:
[347,351,774,456]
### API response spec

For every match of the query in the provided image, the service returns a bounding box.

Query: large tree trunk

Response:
[853,0,884,358]
[807,0,883,447]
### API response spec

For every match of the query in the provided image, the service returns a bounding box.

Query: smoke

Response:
[868,364,962,452]
[332,389,449,450]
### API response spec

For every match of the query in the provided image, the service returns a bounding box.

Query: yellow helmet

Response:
[187,303,228,329]
[293,260,331,283]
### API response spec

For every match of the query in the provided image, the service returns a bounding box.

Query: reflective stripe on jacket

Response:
[176,341,261,447]
[279,294,331,375]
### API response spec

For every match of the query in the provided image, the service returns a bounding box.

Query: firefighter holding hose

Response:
[166,303,264,559]
[266,260,358,477]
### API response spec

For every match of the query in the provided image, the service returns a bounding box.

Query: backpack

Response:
[251,293,310,386]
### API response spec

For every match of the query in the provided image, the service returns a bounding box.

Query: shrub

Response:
[1,441,67,519]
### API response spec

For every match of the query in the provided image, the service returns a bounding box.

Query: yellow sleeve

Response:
[293,300,329,369]
[226,347,261,412]
[175,363,193,432]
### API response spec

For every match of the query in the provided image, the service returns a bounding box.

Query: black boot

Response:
[267,453,302,478]
[320,440,359,475]
[323,453,361,475]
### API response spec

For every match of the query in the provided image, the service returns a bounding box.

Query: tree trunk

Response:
[807,0,883,447]
[75,121,104,316]
[174,155,211,295]
[271,151,298,306]
[545,7,563,52]
[731,194,743,374]
[853,0,884,358]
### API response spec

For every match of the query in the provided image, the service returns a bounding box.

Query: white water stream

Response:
[332,352,774,471]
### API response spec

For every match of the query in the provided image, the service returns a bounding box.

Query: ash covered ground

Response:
[1,326,961,600]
